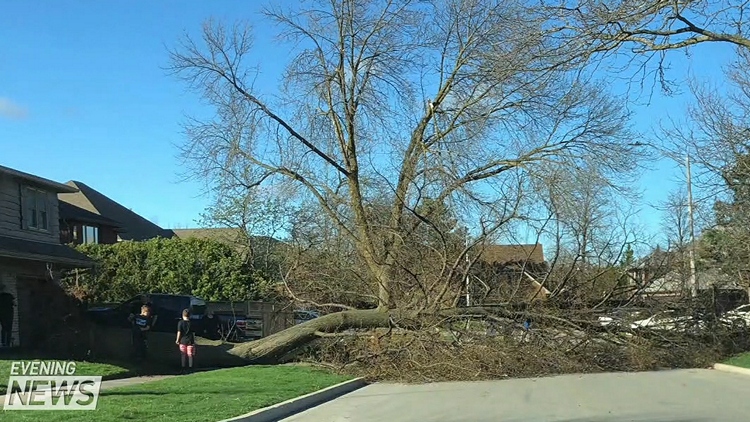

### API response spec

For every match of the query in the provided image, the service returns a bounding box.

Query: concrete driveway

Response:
[282,369,750,422]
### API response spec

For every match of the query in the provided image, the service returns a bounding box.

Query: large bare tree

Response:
[550,1,750,56]
[170,0,639,362]
[549,0,750,269]
[528,164,646,305]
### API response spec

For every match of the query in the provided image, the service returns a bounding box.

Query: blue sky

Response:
[0,1,737,241]
[0,1,280,228]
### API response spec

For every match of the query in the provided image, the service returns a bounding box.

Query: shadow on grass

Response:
[1,328,247,376]
[101,389,251,396]
[100,391,174,397]
[88,327,249,373]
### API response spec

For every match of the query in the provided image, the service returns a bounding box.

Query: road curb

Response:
[218,377,368,422]
[713,363,750,377]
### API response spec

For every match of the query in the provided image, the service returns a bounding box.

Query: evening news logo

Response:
[3,361,102,410]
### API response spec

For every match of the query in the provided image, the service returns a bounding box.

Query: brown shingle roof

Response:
[171,228,281,250]
[171,228,245,243]
[0,235,93,267]
[477,244,545,265]
[58,181,173,241]
[58,201,123,230]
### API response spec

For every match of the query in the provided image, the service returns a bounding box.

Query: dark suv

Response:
[87,294,207,333]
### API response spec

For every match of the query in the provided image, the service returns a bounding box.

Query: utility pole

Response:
[686,154,698,297]
[465,240,471,307]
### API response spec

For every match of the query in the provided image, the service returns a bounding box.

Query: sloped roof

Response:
[58,181,173,241]
[171,228,281,250]
[58,201,123,230]
[171,228,246,243]
[0,235,93,267]
[477,244,545,265]
[644,268,743,294]
[0,164,77,193]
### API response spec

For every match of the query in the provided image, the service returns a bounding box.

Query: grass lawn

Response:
[0,359,130,395]
[722,351,750,369]
[1,365,352,422]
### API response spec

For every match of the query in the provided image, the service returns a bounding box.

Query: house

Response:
[0,164,93,348]
[470,243,551,304]
[171,227,248,245]
[58,200,123,245]
[625,246,673,289]
[625,245,748,309]
[638,268,740,297]
[172,227,283,269]
[171,228,279,250]
[58,180,174,243]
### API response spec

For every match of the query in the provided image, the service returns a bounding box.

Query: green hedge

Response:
[62,237,272,303]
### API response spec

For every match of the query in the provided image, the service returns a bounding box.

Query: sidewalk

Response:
[100,374,176,390]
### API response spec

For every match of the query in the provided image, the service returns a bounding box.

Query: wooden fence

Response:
[88,300,296,339]
[206,301,295,338]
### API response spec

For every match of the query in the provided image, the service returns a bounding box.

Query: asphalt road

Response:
[282,369,750,422]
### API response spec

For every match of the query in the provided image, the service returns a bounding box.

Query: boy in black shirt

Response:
[129,304,154,362]
[175,309,195,372]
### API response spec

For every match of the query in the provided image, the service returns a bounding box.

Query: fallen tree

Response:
[160,0,747,378]
[222,302,750,380]
[168,0,641,364]
[230,308,394,363]
[228,305,553,363]
[45,0,750,380]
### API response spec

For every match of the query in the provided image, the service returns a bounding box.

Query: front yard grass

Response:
[2,365,352,422]
[722,351,750,369]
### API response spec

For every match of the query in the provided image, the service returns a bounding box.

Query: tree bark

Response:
[226,305,562,364]
[228,308,395,363]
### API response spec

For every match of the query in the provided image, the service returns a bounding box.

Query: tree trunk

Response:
[228,305,541,364]
[229,308,394,363]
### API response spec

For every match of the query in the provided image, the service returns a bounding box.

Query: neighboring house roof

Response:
[472,243,551,301]
[58,201,124,231]
[477,244,545,265]
[643,268,743,294]
[58,181,173,241]
[171,228,246,243]
[0,165,78,193]
[0,235,93,267]
[171,228,282,251]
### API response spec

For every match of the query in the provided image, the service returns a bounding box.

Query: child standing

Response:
[129,305,154,362]
[175,309,196,372]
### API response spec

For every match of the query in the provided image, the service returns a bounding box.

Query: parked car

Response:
[211,313,245,342]
[206,312,264,342]
[598,309,647,327]
[630,310,689,330]
[87,294,207,333]
[294,310,320,325]
[722,304,750,324]
[631,309,745,331]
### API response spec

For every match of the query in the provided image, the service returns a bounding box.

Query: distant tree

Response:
[198,186,295,281]
[619,244,635,270]
[701,153,750,290]
[550,1,750,93]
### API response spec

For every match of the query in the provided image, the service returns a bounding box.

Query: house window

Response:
[82,226,99,244]
[23,188,49,231]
